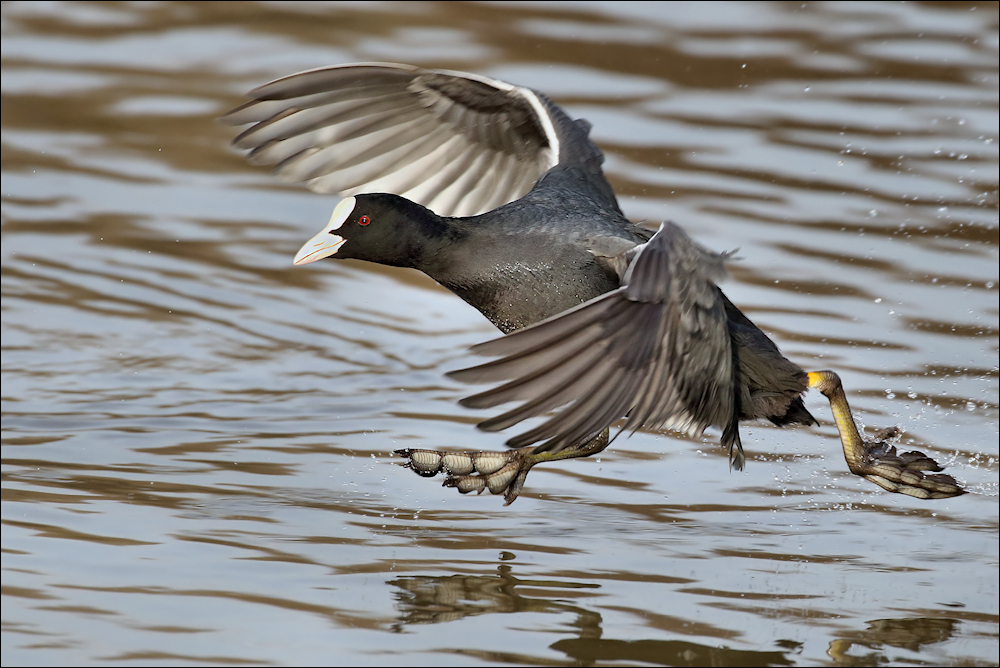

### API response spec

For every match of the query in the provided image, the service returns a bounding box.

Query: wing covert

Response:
[448,222,739,459]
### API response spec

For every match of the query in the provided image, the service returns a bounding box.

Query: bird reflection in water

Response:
[389,561,797,666]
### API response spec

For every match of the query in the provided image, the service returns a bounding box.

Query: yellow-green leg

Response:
[807,370,965,499]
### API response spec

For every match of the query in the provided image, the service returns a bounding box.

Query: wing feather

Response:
[448,222,738,457]
[223,62,569,217]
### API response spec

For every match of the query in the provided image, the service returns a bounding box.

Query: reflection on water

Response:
[390,563,601,629]
[392,564,967,666]
[2,1,997,665]
[828,617,961,667]
[391,564,798,666]
[551,638,795,668]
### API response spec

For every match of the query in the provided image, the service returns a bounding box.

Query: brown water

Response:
[2,2,998,665]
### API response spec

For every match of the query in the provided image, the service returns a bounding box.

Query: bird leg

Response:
[395,430,610,505]
[807,370,965,499]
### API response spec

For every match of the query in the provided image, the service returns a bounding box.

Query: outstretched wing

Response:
[448,222,742,466]
[223,62,603,218]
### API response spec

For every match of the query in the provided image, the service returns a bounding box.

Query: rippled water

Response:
[2,2,998,665]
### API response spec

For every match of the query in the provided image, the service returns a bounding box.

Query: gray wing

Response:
[448,222,742,465]
[222,62,564,218]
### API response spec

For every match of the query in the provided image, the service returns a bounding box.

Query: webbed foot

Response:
[395,430,611,505]
[807,371,965,499]
[395,448,533,505]
[856,427,964,499]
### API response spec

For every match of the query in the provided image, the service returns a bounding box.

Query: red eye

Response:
[358,215,371,226]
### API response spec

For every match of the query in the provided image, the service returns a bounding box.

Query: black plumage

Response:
[224,62,964,503]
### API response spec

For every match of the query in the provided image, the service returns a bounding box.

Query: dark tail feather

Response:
[768,397,817,427]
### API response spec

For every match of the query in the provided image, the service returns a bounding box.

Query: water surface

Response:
[2,2,998,666]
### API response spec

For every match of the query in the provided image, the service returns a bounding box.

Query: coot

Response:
[224,62,963,504]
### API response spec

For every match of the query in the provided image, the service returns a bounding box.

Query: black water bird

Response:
[224,63,964,504]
